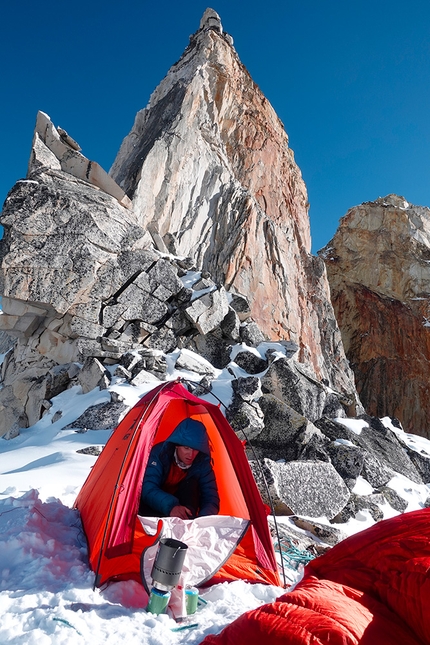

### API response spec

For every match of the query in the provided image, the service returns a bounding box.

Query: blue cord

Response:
[275,538,315,570]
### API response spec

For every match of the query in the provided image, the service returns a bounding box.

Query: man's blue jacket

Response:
[140,419,220,517]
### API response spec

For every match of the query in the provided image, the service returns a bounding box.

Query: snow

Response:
[230,343,262,361]
[0,486,283,644]
[352,475,374,496]
[386,473,430,512]
[334,417,369,435]
[0,490,282,644]
[0,346,429,643]
[179,271,217,302]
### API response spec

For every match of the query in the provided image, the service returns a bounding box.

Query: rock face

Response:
[110,9,356,397]
[320,195,430,437]
[0,116,250,434]
[29,111,132,209]
[0,9,361,438]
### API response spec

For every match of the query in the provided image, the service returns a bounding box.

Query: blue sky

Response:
[2,0,430,252]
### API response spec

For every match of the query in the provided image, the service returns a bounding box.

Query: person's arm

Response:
[141,447,179,517]
[197,458,220,517]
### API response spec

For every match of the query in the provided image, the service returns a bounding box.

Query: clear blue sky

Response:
[2,0,430,252]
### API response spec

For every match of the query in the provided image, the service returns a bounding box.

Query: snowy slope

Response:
[0,348,429,644]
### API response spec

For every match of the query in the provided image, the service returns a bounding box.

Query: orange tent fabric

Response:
[74,381,281,588]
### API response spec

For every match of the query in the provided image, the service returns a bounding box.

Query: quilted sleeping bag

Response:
[202,507,430,644]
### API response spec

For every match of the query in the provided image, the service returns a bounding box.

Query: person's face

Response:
[176,445,199,466]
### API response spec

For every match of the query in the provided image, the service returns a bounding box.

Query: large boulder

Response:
[64,400,129,431]
[226,398,265,442]
[326,442,366,490]
[251,458,350,520]
[78,358,110,394]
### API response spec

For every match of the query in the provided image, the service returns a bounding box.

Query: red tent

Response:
[74,381,281,588]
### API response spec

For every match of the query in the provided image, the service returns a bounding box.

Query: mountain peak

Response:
[199,8,223,33]
[108,10,355,394]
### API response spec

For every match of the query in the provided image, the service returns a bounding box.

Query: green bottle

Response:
[146,587,171,615]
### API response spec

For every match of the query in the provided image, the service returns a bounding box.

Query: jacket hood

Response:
[167,419,210,455]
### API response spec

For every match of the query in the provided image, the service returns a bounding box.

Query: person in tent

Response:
[139,418,220,520]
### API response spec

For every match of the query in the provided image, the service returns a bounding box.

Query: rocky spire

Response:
[110,10,354,394]
[199,8,223,32]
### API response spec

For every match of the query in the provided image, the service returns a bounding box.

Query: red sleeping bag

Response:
[202,508,430,644]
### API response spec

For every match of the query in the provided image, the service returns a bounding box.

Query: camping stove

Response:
[151,537,188,590]
[147,538,188,615]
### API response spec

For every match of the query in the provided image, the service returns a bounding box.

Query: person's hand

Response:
[170,505,193,519]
